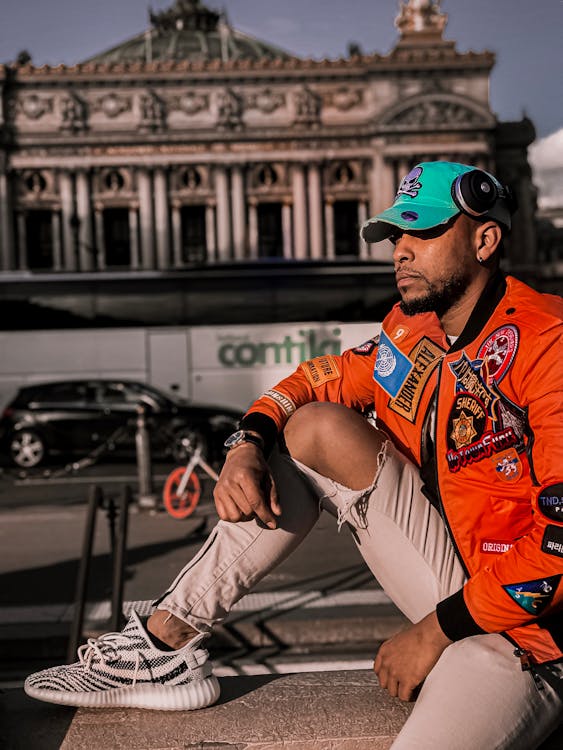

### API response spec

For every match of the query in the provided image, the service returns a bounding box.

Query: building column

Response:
[325,198,335,260]
[292,164,308,259]
[138,169,155,269]
[282,201,292,259]
[308,164,323,259]
[205,203,216,262]
[358,201,369,260]
[248,199,259,259]
[215,167,231,261]
[171,202,182,266]
[0,170,15,270]
[51,212,62,271]
[94,204,106,270]
[154,167,170,269]
[231,165,246,260]
[76,170,93,271]
[129,206,140,270]
[59,171,75,270]
[16,211,27,270]
[370,146,396,216]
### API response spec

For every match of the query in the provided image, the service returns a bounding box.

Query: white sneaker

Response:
[24,611,220,710]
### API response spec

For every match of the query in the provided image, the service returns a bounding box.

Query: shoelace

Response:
[77,632,142,686]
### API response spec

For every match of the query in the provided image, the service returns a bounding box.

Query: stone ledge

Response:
[60,671,412,750]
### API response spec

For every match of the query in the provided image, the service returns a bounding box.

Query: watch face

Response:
[224,430,245,449]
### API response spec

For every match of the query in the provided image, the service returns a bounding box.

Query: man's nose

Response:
[392,236,414,265]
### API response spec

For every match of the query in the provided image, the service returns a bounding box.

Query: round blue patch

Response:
[401,210,419,222]
[538,483,563,522]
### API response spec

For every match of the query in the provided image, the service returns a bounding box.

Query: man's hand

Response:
[373,610,452,701]
[213,444,282,529]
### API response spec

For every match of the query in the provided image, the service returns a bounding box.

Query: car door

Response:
[27,381,100,454]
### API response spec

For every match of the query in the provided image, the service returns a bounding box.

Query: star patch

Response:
[503,575,561,615]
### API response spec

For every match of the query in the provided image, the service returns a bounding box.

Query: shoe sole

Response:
[24,674,220,711]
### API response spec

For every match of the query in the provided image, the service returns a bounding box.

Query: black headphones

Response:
[451,169,501,217]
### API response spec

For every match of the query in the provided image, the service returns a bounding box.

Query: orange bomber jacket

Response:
[241,273,563,666]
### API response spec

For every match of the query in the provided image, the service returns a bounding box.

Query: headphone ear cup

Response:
[452,170,498,217]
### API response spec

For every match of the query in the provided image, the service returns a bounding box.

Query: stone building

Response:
[0,0,547,328]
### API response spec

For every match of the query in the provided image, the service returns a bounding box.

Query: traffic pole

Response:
[135,404,158,510]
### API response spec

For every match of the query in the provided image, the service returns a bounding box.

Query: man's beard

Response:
[399,270,471,318]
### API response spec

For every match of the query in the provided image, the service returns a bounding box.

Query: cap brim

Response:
[361,204,460,243]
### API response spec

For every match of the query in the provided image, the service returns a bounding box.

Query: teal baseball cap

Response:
[360,161,512,243]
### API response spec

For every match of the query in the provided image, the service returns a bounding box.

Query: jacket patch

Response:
[390,325,410,343]
[301,356,340,388]
[352,335,379,356]
[477,325,519,384]
[481,539,513,554]
[447,393,487,450]
[447,351,526,472]
[388,338,443,423]
[503,575,561,615]
[542,526,563,558]
[373,330,413,398]
[262,389,296,417]
[490,447,523,483]
[537,483,563,523]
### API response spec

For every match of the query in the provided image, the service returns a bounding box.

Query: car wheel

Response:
[172,428,208,464]
[10,430,47,468]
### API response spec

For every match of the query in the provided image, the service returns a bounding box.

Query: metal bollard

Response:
[135,404,158,510]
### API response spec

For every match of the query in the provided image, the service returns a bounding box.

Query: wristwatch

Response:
[224,429,264,452]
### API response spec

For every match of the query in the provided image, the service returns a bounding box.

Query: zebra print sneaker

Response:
[24,610,220,710]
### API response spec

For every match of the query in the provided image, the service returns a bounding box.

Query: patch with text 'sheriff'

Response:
[301,355,341,388]
[373,329,413,398]
[537,483,563,523]
[502,575,561,615]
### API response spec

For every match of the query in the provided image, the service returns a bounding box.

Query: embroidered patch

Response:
[542,526,563,558]
[447,393,487,451]
[263,389,296,417]
[388,338,443,423]
[477,325,519,384]
[537,483,563,523]
[449,353,497,416]
[352,335,379,356]
[373,330,413,398]
[301,355,340,388]
[491,447,523,483]
[481,540,513,554]
[391,326,410,342]
[446,427,518,473]
[396,166,423,198]
[503,575,561,615]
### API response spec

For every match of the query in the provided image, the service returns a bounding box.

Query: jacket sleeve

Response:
[437,321,563,640]
[240,338,378,454]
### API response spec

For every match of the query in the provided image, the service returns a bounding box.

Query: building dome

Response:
[82,0,294,65]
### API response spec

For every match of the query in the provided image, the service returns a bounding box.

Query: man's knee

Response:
[283,402,386,489]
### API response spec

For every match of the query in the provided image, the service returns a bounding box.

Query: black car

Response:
[0,379,242,469]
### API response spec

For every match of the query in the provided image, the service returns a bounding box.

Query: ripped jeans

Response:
[155,441,562,750]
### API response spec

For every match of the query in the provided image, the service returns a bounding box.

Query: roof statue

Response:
[395,0,448,39]
[82,0,293,65]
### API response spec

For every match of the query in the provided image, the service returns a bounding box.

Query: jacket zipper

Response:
[433,360,470,578]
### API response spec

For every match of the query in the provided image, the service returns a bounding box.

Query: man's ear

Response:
[475,221,502,263]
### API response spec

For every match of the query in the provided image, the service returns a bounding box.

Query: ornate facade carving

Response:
[93,92,132,118]
[396,0,447,37]
[294,86,321,128]
[325,87,363,112]
[170,90,209,116]
[245,88,285,114]
[60,93,88,133]
[18,94,54,120]
[216,88,243,130]
[139,90,167,132]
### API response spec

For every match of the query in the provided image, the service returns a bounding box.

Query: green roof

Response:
[82,0,294,65]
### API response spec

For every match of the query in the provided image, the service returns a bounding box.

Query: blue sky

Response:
[1,0,561,138]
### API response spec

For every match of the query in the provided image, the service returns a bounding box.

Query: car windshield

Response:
[119,382,175,409]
